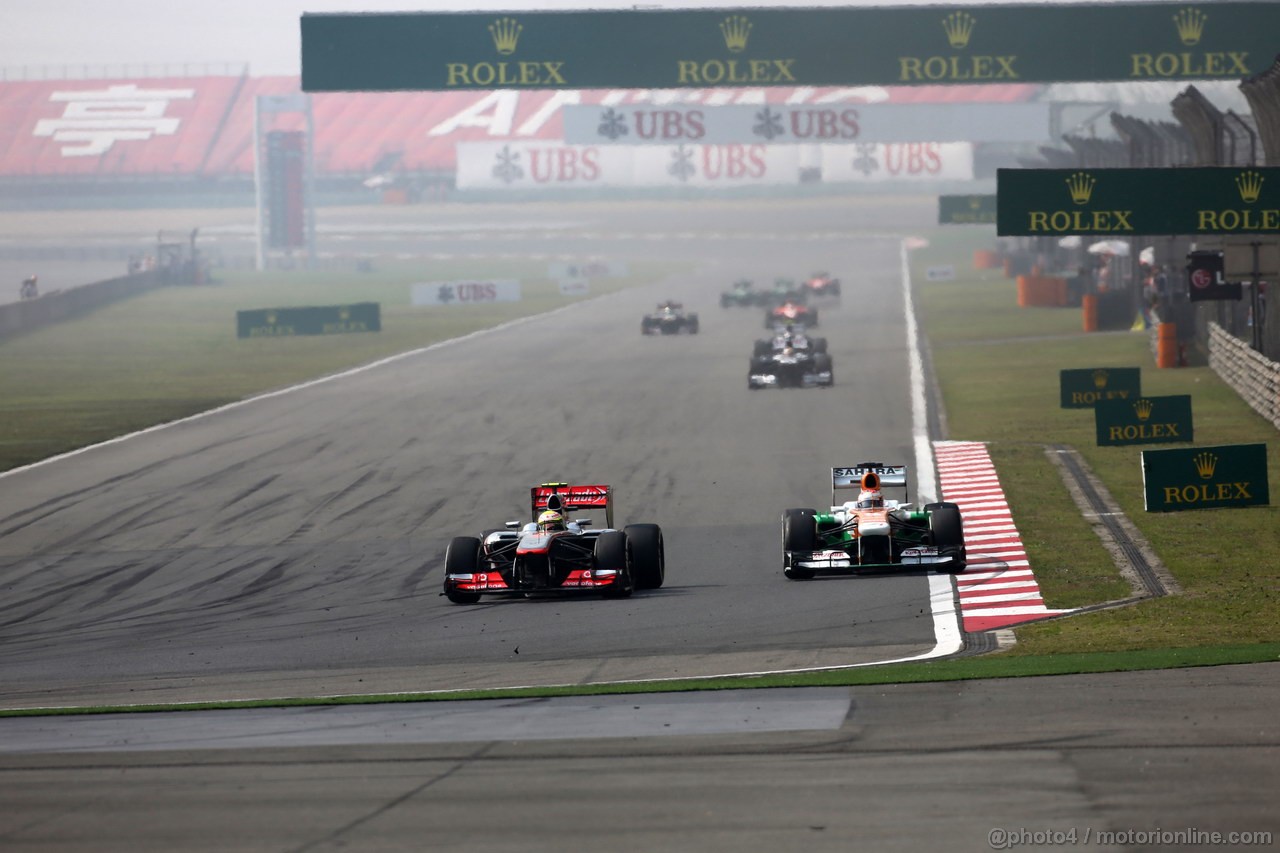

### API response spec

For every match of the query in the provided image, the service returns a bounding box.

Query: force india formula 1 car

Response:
[642,301,700,335]
[442,483,665,604]
[781,464,966,579]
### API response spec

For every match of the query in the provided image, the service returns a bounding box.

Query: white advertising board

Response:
[412,279,522,306]
[547,261,629,279]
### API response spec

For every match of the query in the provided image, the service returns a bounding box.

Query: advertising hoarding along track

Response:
[301,4,1280,92]
[997,167,1280,237]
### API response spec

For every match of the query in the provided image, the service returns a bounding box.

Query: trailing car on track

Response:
[748,327,833,389]
[642,300,700,335]
[781,464,966,579]
[442,483,666,604]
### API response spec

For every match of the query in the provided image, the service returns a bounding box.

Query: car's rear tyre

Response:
[624,523,665,589]
[782,508,818,580]
[594,531,634,598]
[443,536,483,604]
[814,353,833,386]
[928,503,967,574]
[753,339,771,358]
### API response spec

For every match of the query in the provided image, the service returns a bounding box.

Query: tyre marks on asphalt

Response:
[933,441,1072,633]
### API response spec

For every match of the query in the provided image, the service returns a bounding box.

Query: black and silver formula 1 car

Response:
[781,464,966,579]
[642,301,700,335]
[442,483,665,604]
[748,327,833,389]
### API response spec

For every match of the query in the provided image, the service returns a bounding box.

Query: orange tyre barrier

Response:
[973,249,1000,270]
[1082,294,1098,332]
[1018,275,1069,308]
[1156,322,1178,368]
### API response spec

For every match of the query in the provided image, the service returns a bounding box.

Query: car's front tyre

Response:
[443,536,483,604]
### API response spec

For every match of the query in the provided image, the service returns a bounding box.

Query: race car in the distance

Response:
[802,272,842,300]
[764,298,818,329]
[720,279,759,308]
[748,328,833,389]
[442,483,665,604]
[781,464,966,578]
[642,300,700,335]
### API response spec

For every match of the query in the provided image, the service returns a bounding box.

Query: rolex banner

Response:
[997,167,1280,237]
[236,303,380,338]
[1060,367,1141,409]
[1142,443,1269,512]
[940,194,997,225]
[1095,395,1193,447]
[303,4,1280,92]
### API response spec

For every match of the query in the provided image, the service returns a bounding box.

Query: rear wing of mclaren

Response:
[531,482,614,529]
[831,463,909,506]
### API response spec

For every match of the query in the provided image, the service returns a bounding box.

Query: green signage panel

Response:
[940,194,997,225]
[1095,394,1194,446]
[301,4,1280,92]
[998,167,1280,237]
[1142,443,1269,511]
[1060,367,1141,409]
[237,303,381,338]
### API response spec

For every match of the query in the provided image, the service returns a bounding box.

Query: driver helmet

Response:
[855,488,884,509]
[537,509,566,531]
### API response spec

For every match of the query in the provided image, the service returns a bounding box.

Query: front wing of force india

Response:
[442,483,665,604]
[781,463,966,579]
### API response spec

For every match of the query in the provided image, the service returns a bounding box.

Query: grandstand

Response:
[0,67,1047,208]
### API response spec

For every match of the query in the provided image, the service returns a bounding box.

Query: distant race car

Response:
[720,279,758,308]
[748,327,833,389]
[442,483,665,604]
[781,464,966,579]
[642,300,700,335]
[760,277,807,308]
[803,272,842,300]
[764,298,818,329]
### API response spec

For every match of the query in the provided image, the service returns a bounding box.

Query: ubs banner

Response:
[1060,367,1141,409]
[1095,395,1194,446]
[236,303,380,338]
[455,141,971,189]
[302,4,1280,92]
[1142,443,1270,511]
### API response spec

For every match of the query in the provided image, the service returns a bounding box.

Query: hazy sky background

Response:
[3,0,1117,77]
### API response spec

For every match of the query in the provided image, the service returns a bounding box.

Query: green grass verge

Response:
[0,259,684,472]
[3,642,1276,717]
[914,229,1280,655]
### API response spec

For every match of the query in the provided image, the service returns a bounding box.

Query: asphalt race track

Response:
[1,197,1275,850]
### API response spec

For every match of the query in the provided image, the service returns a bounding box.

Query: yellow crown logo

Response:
[969,197,981,210]
[720,15,751,53]
[1194,451,1218,479]
[489,17,522,55]
[942,11,976,49]
[1066,171,1097,205]
[1172,8,1206,46]
[1133,398,1154,422]
[1092,368,1109,389]
[339,306,350,321]
[1236,170,1263,204]
[265,311,277,325]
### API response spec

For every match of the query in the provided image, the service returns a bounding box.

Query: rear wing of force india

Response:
[531,482,614,529]
[831,463,908,509]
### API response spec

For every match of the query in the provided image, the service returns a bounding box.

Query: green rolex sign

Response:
[301,4,1280,92]
[997,168,1280,237]
[1142,443,1270,511]
[1060,367,1141,409]
[237,303,381,338]
[1095,395,1193,446]
[939,195,997,225]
